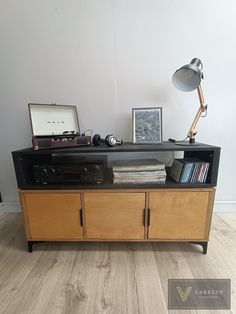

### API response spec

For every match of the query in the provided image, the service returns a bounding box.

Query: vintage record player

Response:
[28,103,91,150]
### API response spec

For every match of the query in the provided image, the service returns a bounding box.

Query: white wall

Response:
[0,0,236,211]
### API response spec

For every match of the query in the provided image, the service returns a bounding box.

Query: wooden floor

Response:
[0,213,235,314]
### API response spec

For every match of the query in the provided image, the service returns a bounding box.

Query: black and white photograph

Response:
[132,107,162,143]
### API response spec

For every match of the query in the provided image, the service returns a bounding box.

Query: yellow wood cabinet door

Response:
[21,193,83,239]
[148,190,213,240]
[84,192,145,239]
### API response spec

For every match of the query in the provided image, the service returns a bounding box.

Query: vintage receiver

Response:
[29,103,91,150]
[33,162,104,184]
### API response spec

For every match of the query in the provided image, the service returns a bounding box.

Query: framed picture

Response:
[132,107,162,144]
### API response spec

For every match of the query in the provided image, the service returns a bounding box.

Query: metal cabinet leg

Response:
[202,242,208,254]
[27,241,33,253]
[27,241,44,253]
[189,241,208,254]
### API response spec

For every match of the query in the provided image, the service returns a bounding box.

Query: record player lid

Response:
[28,103,80,136]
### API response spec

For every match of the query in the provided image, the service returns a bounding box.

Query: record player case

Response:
[29,103,91,150]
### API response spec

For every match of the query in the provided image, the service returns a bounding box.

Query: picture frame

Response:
[132,107,162,144]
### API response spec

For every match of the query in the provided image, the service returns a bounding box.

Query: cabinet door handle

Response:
[143,208,146,226]
[80,209,83,226]
[147,208,151,226]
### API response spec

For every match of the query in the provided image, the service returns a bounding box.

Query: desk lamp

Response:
[172,58,207,145]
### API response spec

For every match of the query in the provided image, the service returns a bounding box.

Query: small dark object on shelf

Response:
[92,134,122,147]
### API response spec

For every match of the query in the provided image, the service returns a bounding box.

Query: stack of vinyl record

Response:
[169,158,210,183]
[112,159,166,184]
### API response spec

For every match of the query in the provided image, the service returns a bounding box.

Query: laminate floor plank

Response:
[3,247,61,313]
[0,213,235,314]
[127,242,167,314]
[151,242,197,314]
[215,213,236,232]
[0,214,44,312]
[62,242,112,314]
[181,214,236,314]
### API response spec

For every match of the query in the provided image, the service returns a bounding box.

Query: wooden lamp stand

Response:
[187,83,208,144]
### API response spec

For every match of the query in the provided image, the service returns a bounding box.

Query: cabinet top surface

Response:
[12,141,220,154]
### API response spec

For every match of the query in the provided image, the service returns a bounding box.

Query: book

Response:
[190,162,201,183]
[203,163,210,182]
[197,162,210,183]
[180,162,195,183]
[112,159,165,172]
[169,159,196,183]
[168,159,184,182]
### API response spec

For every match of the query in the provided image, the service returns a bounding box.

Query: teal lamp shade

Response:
[172,58,203,92]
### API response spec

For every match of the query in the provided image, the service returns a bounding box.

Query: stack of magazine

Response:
[169,158,210,183]
[112,159,166,184]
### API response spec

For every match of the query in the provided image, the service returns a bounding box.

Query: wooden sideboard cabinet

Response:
[12,142,220,253]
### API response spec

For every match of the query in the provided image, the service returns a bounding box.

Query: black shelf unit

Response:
[12,142,221,190]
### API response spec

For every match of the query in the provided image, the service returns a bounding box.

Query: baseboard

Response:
[0,202,21,213]
[213,201,236,213]
[0,200,236,213]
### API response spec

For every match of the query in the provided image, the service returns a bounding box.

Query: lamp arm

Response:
[187,83,207,143]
